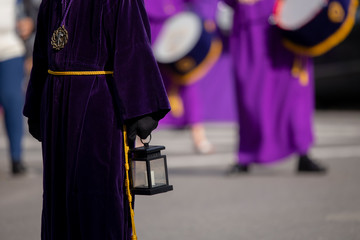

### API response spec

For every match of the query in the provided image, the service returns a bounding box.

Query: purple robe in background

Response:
[225,0,314,164]
[146,0,236,127]
[187,0,236,122]
[23,0,170,239]
[145,0,202,126]
[145,0,185,42]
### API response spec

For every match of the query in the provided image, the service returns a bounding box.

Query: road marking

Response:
[326,212,360,222]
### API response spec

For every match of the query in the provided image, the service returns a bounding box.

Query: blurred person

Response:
[23,0,170,239]
[223,0,327,173]
[18,0,41,78]
[0,0,26,175]
[186,0,237,139]
[145,0,223,154]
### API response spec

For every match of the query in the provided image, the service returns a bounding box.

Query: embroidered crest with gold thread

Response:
[51,0,74,51]
[51,25,68,50]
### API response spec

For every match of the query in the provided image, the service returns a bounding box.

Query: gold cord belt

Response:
[48,70,114,76]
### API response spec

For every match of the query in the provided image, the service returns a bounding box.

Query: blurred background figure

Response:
[224,0,328,174]
[145,0,216,154]
[17,0,41,80]
[145,0,236,154]
[0,0,27,175]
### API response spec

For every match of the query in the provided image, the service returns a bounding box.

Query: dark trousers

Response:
[0,57,24,161]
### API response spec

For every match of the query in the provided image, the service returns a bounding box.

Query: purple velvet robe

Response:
[23,0,170,239]
[225,0,314,164]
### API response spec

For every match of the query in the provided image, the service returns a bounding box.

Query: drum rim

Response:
[281,0,359,56]
[153,11,203,63]
[272,0,329,30]
[169,38,223,85]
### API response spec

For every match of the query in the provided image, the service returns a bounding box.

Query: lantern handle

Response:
[140,134,152,148]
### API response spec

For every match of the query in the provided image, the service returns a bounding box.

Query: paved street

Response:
[1,110,360,240]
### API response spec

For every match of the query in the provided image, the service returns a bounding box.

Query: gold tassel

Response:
[168,86,184,118]
[291,57,301,77]
[299,70,309,86]
[123,126,138,240]
[292,56,309,86]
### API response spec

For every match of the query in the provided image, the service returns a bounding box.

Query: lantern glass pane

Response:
[149,157,167,187]
[132,161,148,188]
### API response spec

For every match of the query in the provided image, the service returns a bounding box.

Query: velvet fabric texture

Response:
[23,0,170,239]
[225,0,314,164]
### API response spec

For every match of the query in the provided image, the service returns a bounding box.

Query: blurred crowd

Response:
[2,0,358,176]
[1,2,359,240]
[0,0,40,175]
[144,0,344,174]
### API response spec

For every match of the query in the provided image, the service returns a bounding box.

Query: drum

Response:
[152,11,222,85]
[272,0,359,56]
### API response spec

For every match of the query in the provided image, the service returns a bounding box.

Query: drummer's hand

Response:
[126,116,158,143]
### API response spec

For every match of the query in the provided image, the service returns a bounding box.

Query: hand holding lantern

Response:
[125,115,173,195]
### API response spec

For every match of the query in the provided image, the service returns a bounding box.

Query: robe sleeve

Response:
[112,0,170,122]
[23,0,49,121]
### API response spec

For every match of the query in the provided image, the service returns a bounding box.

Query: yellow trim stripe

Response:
[283,0,359,57]
[48,70,114,75]
[171,38,223,86]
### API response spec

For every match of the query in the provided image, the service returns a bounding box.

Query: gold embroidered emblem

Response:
[51,25,69,51]
[176,57,196,73]
[328,1,345,23]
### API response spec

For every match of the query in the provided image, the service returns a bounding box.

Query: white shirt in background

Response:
[0,0,26,62]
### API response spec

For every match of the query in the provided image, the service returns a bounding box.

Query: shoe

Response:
[297,155,327,173]
[226,163,249,175]
[12,161,27,175]
[195,140,215,155]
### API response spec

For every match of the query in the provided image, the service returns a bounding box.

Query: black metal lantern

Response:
[129,138,173,195]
